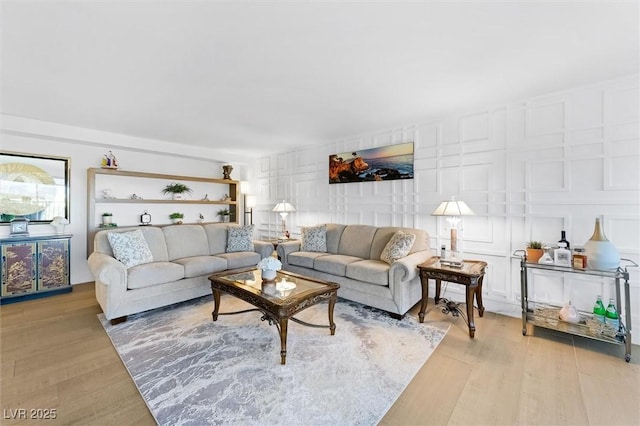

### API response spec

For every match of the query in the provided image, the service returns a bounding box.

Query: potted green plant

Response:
[169,212,184,224]
[162,182,193,200]
[526,241,544,263]
[217,208,231,223]
[102,212,113,226]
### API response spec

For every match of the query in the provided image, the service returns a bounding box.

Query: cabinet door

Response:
[38,239,70,290]
[1,242,37,296]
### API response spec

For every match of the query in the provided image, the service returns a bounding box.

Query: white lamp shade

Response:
[245,194,257,208]
[240,181,250,194]
[273,200,296,213]
[431,196,474,216]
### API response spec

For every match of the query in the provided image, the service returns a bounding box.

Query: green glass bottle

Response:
[605,298,620,331]
[593,295,606,323]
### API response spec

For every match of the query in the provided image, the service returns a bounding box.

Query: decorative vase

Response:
[54,224,65,235]
[222,164,233,180]
[526,248,544,264]
[584,218,620,271]
[102,216,112,225]
[261,269,277,281]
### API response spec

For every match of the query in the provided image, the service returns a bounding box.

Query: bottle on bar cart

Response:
[593,295,606,323]
[558,230,570,250]
[605,298,620,331]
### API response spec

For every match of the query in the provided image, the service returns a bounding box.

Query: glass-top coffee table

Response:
[208,268,340,364]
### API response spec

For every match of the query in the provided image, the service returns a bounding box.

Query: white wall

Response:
[254,75,640,342]
[1,116,252,284]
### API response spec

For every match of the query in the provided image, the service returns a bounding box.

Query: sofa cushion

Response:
[216,252,261,269]
[163,225,209,260]
[289,251,330,269]
[127,261,185,289]
[173,255,228,278]
[203,223,229,255]
[325,224,347,253]
[346,259,390,286]
[226,225,255,252]
[337,225,378,259]
[107,229,154,268]
[301,224,327,252]
[372,227,429,258]
[380,230,416,264]
[314,254,363,276]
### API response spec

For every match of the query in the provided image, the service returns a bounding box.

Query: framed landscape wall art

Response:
[329,142,414,184]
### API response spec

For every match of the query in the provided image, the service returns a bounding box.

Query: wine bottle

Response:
[558,230,570,250]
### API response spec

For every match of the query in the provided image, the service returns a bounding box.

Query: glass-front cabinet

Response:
[515,250,635,362]
[1,234,72,304]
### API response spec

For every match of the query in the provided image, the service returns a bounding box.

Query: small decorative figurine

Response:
[102,188,115,199]
[101,151,119,169]
[130,194,143,200]
[222,164,233,180]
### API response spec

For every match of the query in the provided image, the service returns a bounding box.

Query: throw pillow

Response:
[107,229,154,268]
[227,225,255,252]
[380,231,416,264]
[301,224,327,252]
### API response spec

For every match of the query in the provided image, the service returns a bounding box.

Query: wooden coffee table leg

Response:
[211,289,221,321]
[279,318,288,365]
[419,275,429,323]
[466,285,476,338]
[328,294,337,335]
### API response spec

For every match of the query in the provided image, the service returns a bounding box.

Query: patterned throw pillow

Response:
[380,231,416,264]
[107,229,154,268]
[301,224,327,252]
[226,225,255,252]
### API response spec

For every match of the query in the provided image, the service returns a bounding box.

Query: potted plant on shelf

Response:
[217,208,231,223]
[526,241,544,263]
[102,212,113,226]
[162,182,193,200]
[169,212,184,224]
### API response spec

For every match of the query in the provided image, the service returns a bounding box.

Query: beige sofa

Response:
[88,224,273,323]
[277,224,433,318]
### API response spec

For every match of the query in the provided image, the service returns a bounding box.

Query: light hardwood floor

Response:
[2,283,638,425]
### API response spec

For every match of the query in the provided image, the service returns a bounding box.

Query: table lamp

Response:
[431,196,474,263]
[273,200,296,239]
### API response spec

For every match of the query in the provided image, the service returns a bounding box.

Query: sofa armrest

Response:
[276,240,302,266]
[88,252,127,287]
[253,241,275,259]
[389,250,434,283]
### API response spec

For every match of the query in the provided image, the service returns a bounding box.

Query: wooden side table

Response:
[417,258,487,338]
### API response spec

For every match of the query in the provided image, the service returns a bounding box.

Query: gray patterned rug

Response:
[99,295,448,426]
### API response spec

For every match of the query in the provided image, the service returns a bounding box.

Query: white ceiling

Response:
[2,1,638,158]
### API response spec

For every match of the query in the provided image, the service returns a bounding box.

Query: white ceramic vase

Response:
[261,269,277,281]
[584,218,620,271]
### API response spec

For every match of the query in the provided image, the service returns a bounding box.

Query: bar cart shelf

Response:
[514,250,637,362]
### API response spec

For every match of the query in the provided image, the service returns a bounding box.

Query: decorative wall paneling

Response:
[254,75,639,341]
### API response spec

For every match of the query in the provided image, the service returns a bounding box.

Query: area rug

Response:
[99,295,448,426]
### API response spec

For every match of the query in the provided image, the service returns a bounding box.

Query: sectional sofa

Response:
[88,223,273,323]
[277,224,433,318]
